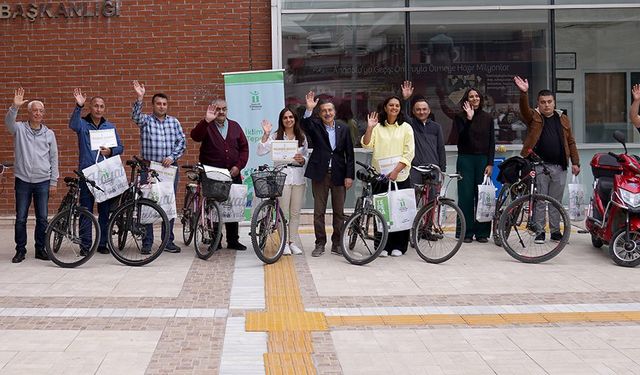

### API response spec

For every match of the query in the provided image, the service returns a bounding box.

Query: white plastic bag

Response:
[476,176,496,223]
[568,175,586,221]
[220,184,248,223]
[81,154,128,203]
[373,181,417,232]
[146,162,177,221]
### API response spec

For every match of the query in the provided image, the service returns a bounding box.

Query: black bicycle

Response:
[339,161,389,265]
[45,170,102,268]
[496,152,571,263]
[106,156,170,266]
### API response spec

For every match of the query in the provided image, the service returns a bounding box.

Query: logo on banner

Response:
[249,91,262,110]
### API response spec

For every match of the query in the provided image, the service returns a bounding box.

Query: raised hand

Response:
[401,80,414,100]
[12,87,28,108]
[261,119,272,135]
[305,91,318,111]
[632,84,640,102]
[513,76,529,93]
[367,111,379,128]
[133,80,145,100]
[463,101,474,120]
[73,88,86,107]
[205,104,217,122]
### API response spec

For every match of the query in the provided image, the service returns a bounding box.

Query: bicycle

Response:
[181,164,229,260]
[339,160,389,265]
[496,152,571,263]
[410,164,465,263]
[249,164,293,264]
[106,156,170,266]
[45,170,102,268]
[0,161,12,195]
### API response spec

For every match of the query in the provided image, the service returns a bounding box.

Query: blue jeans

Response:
[143,164,178,247]
[14,178,50,254]
[79,181,112,249]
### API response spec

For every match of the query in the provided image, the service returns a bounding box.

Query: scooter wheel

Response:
[591,234,603,249]
[609,229,640,267]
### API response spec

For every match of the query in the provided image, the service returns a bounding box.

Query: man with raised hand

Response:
[69,88,124,254]
[514,76,580,244]
[5,88,59,263]
[191,98,249,251]
[302,91,355,257]
[132,80,186,253]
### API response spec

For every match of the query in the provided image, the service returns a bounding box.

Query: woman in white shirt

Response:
[257,107,309,255]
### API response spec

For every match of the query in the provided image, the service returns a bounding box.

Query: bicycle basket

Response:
[251,170,286,198]
[200,172,232,201]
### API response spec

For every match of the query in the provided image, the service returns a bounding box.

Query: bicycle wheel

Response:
[193,200,223,260]
[340,208,387,265]
[492,183,510,247]
[107,199,169,266]
[498,193,570,263]
[412,199,464,264]
[250,199,287,264]
[609,229,640,267]
[45,207,98,268]
[181,188,196,246]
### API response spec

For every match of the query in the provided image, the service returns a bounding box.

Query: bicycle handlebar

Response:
[74,170,104,192]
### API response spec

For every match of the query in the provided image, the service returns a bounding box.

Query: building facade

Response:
[1,0,639,214]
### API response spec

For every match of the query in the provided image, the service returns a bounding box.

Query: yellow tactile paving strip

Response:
[326,311,640,327]
[247,256,323,374]
[248,243,640,374]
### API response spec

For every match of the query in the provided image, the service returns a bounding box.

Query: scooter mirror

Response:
[613,130,627,154]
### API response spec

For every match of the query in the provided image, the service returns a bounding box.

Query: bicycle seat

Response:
[126,160,138,167]
[413,165,441,184]
[356,169,374,183]
[64,177,78,184]
[1,161,12,167]
[182,164,194,169]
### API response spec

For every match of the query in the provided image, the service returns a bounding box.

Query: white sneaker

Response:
[390,249,403,257]
[379,250,389,257]
[289,243,303,255]
[283,244,292,255]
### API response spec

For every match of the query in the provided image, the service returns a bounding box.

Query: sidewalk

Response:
[0,222,639,374]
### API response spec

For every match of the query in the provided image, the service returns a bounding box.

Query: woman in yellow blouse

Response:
[362,95,415,257]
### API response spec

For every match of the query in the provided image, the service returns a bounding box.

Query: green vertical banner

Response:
[223,69,285,220]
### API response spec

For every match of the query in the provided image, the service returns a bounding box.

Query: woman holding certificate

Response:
[361,96,415,257]
[257,107,308,255]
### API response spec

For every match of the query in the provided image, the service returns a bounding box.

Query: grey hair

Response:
[27,100,44,111]
[211,98,226,106]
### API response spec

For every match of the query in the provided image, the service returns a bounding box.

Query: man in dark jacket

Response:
[401,81,447,186]
[70,89,124,255]
[302,91,355,257]
[191,99,249,250]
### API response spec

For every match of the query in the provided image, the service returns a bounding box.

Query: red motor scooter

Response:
[586,130,640,267]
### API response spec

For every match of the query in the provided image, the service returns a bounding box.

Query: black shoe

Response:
[534,232,546,244]
[331,246,342,256]
[311,245,325,257]
[550,232,563,242]
[228,242,247,251]
[476,237,488,243]
[141,246,151,255]
[35,252,49,261]
[97,246,110,254]
[463,237,473,243]
[11,252,25,263]
[164,243,181,253]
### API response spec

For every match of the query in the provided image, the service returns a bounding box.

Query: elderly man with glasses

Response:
[4,88,59,263]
